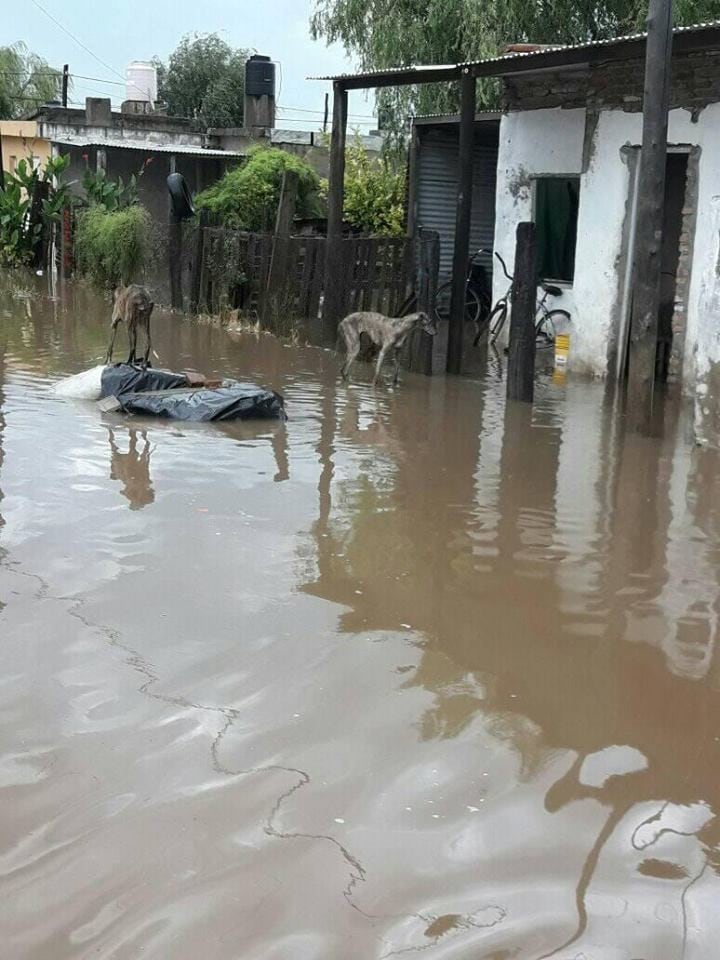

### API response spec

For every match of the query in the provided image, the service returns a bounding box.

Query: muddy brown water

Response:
[1,275,719,959]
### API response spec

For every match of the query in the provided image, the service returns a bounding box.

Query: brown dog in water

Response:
[106,284,154,366]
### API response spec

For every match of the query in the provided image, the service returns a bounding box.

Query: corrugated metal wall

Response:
[416,123,499,282]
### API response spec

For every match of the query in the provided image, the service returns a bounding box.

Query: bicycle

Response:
[480,251,571,348]
[434,249,491,332]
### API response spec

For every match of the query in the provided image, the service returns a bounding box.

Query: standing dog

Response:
[339,310,437,385]
[106,284,154,365]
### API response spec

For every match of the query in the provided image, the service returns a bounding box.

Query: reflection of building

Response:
[108,428,154,511]
[0,120,51,175]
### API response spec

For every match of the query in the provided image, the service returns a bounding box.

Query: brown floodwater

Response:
[1,274,719,960]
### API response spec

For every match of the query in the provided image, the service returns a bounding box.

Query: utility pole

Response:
[447,69,476,375]
[62,64,69,108]
[626,0,674,433]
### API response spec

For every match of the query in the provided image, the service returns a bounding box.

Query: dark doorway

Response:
[655,153,688,383]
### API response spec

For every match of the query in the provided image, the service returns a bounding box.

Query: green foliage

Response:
[153,33,250,127]
[0,154,71,267]
[340,137,405,236]
[0,42,62,119]
[310,0,714,140]
[195,147,324,230]
[81,168,138,211]
[75,205,150,287]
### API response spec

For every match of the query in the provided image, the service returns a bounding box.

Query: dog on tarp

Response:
[338,310,437,385]
[105,284,154,366]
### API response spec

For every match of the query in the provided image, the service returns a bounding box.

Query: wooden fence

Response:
[190,227,430,325]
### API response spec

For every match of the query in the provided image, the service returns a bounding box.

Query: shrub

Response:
[340,137,406,237]
[75,204,150,287]
[195,147,323,230]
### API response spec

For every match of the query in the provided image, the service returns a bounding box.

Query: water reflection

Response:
[107,427,155,511]
[2,273,720,957]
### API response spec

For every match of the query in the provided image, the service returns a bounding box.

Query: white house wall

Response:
[493,109,585,340]
[494,102,720,443]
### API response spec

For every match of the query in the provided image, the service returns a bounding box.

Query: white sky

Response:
[5,0,377,130]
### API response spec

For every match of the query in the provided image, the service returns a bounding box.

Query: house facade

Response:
[492,36,720,417]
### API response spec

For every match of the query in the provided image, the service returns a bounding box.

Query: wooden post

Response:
[263,169,299,327]
[62,65,69,108]
[410,228,440,374]
[447,70,475,374]
[323,93,329,133]
[322,81,348,339]
[507,221,537,403]
[167,156,183,309]
[189,208,209,314]
[626,0,674,433]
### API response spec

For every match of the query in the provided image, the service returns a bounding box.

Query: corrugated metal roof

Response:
[51,136,244,158]
[308,64,460,83]
[460,18,720,67]
[311,20,720,85]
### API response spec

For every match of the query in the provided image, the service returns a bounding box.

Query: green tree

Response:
[195,147,324,230]
[310,0,716,139]
[154,34,250,127]
[0,42,61,119]
[337,136,405,236]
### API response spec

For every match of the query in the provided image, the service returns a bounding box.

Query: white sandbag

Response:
[53,365,107,400]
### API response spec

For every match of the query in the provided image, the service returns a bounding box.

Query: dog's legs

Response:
[340,326,360,381]
[105,321,120,364]
[341,343,360,381]
[373,344,391,385]
[143,323,152,367]
[392,348,402,385]
[127,324,137,365]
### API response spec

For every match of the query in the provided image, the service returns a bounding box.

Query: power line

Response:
[27,0,147,97]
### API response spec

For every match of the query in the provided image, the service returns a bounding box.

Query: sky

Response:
[5,0,377,130]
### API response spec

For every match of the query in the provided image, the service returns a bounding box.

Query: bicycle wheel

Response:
[536,308,571,344]
[488,301,508,343]
[434,281,482,326]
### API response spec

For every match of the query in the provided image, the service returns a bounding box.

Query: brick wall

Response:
[503,50,720,113]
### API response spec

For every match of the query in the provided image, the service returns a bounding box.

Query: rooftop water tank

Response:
[126,61,157,104]
[245,55,275,98]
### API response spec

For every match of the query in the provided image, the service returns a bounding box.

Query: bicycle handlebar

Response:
[476,248,514,282]
[494,252,513,282]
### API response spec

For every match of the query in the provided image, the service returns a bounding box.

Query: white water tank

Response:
[126,61,157,103]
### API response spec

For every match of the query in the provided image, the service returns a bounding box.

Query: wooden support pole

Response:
[189,208,209,314]
[626,0,674,433]
[322,81,348,339]
[167,156,183,309]
[323,93,329,133]
[62,64,69,108]
[447,70,475,374]
[507,221,537,403]
[263,169,299,327]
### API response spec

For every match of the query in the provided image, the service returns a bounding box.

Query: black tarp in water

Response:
[115,386,286,421]
[101,364,190,399]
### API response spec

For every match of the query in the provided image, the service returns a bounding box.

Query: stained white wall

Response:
[493,101,720,441]
[493,109,585,336]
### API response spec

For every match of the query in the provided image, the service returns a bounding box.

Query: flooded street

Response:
[1,275,720,959]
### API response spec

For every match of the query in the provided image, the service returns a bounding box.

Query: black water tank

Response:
[245,55,275,97]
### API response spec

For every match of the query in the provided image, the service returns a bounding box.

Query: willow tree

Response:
[311,0,717,139]
[0,43,61,120]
